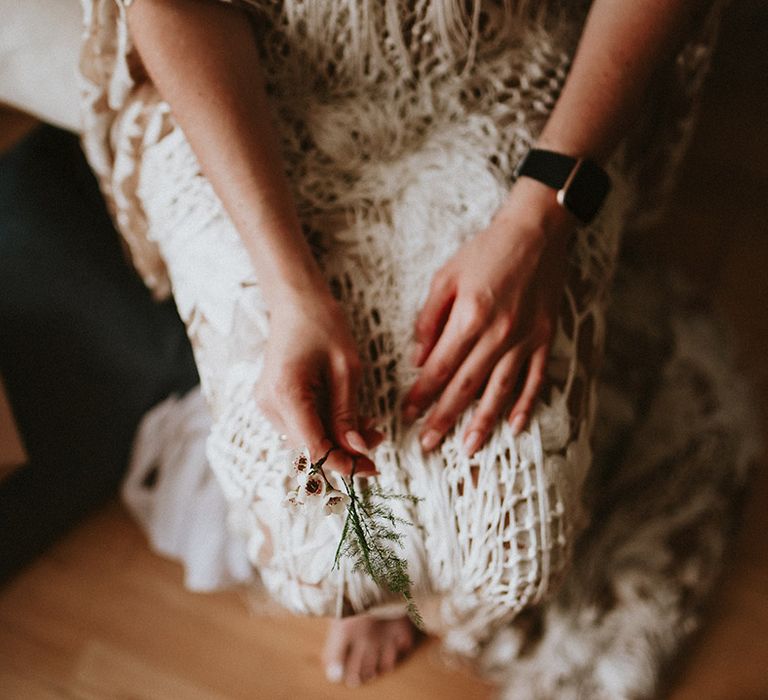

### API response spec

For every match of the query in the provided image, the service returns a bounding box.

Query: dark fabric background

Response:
[0,125,198,584]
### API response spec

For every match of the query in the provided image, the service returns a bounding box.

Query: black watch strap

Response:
[514,148,611,225]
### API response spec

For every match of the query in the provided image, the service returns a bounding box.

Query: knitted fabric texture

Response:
[79,0,725,653]
[479,244,761,699]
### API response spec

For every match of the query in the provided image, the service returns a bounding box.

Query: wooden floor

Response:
[1,4,767,698]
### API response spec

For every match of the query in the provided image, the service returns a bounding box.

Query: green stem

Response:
[311,447,338,490]
[348,496,377,580]
[332,509,351,570]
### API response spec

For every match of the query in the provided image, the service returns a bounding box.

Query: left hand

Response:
[402,178,576,455]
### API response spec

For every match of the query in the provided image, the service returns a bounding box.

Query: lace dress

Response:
[79,0,724,653]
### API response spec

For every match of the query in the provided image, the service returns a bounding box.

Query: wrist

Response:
[264,270,335,311]
[499,177,577,245]
[513,146,612,225]
[257,251,333,309]
[241,223,333,310]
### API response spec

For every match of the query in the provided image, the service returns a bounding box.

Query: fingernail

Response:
[464,430,482,455]
[420,429,442,451]
[345,430,368,453]
[326,663,344,684]
[510,414,526,436]
[402,404,419,424]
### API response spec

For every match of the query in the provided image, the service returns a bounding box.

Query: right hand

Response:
[255,288,382,475]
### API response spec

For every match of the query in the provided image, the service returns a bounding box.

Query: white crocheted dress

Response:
[79,0,722,653]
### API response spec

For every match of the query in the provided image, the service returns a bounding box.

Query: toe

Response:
[388,617,416,654]
[358,641,379,685]
[395,627,415,653]
[378,637,399,674]
[325,661,344,685]
[344,638,373,687]
[322,620,350,684]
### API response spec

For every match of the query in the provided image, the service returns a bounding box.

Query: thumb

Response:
[283,388,333,463]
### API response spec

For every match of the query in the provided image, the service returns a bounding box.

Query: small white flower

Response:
[292,450,310,474]
[296,469,309,488]
[282,489,303,513]
[323,489,351,516]
[301,473,326,501]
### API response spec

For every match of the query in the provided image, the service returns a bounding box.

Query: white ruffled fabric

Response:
[123,389,252,592]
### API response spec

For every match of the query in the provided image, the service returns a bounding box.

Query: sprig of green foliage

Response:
[312,449,423,629]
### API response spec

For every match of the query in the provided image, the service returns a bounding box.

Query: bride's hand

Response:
[403,178,575,455]
[256,288,382,475]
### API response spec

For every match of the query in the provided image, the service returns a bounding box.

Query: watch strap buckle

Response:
[556,157,585,208]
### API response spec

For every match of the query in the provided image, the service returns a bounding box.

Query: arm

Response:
[126,0,320,305]
[406,0,702,454]
[537,0,699,161]
[126,0,380,473]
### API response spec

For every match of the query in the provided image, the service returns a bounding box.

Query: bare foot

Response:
[322,614,417,687]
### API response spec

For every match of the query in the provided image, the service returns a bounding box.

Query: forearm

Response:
[126,0,328,308]
[537,0,701,163]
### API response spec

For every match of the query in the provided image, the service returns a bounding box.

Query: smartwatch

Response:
[514,148,611,225]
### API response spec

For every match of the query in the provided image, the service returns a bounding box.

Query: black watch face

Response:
[563,160,611,224]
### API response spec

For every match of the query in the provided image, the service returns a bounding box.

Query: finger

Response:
[326,452,378,477]
[418,328,509,451]
[508,343,549,435]
[329,357,363,454]
[412,272,455,367]
[378,637,398,675]
[344,638,377,687]
[403,296,490,423]
[280,380,377,477]
[281,386,334,463]
[255,392,287,435]
[463,345,527,455]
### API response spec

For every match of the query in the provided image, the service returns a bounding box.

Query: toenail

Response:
[325,663,344,684]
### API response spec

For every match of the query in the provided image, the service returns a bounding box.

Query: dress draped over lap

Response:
[78,0,726,654]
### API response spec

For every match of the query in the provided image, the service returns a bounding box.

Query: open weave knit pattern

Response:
[476,242,762,699]
[81,0,730,662]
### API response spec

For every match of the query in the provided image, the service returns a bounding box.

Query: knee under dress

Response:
[78,0,724,653]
